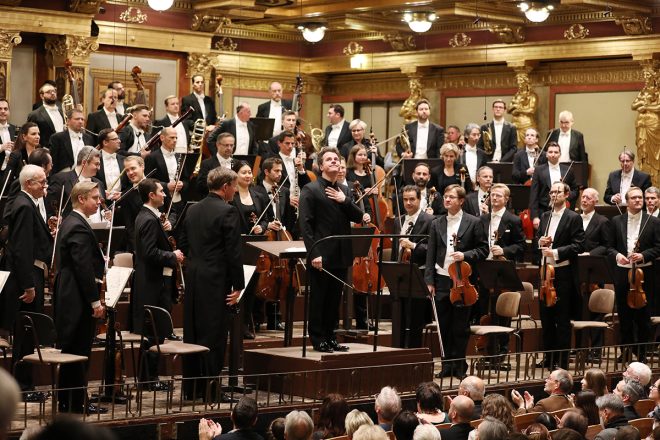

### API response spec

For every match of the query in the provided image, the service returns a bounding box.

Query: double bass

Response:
[352,181,386,294]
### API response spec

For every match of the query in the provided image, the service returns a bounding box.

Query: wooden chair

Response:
[436,423,453,430]
[112,252,133,268]
[634,399,656,417]
[514,412,543,431]
[629,418,654,438]
[470,291,521,369]
[512,282,538,329]
[470,419,483,429]
[550,408,571,419]
[585,424,603,440]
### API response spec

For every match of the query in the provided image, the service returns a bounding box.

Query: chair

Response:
[514,412,543,431]
[112,252,133,268]
[436,423,452,430]
[550,408,570,419]
[470,291,521,357]
[585,424,603,440]
[629,418,654,438]
[14,312,89,417]
[634,399,656,417]
[470,419,483,429]
[0,336,9,364]
[512,282,538,330]
[570,289,615,356]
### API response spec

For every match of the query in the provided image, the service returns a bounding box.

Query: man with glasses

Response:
[604,150,652,207]
[477,99,517,162]
[511,369,574,413]
[196,132,235,198]
[548,110,587,163]
[96,128,126,201]
[2,165,52,402]
[27,83,65,146]
[48,108,94,174]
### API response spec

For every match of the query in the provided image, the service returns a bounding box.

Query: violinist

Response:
[1,165,52,402]
[117,155,145,252]
[536,181,584,370]
[133,178,185,389]
[464,166,493,217]
[260,110,297,157]
[391,185,434,348]
[608,187,660,362]
[86,88,121,143]
[96,128,126,202]
[425,184,488,379]
[3,122,41,189]
[458,123,488,186]
[196,132,234,198]
[346,144,376,217]
[271,130,311,191]
[154,95,192,150]
[340,119,384,166]
[604,150,651,207]
[3,148,52,222]
[432,144,474,213]
[512,128,547,185]
[118,104,152,158]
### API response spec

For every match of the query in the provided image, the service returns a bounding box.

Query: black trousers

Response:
[434,274,470,374]
[539,265,577,365]
[58,312,95,410]
[309,266,346,347]
[615,266,653,348]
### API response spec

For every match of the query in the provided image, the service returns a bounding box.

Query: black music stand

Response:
[401,159,443,185]
[233,154,258,170]
[339,227,375,335]
[92,225,126,259]
[381,262,429,349]
[595,205,622,220]
[488,162,513,183]
[249,117,275,142]
[562,161,588,188]
[577,255,613,286]
[508,184,531,213]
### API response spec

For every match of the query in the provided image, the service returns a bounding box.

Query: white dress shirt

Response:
[279,149,297,184]
[115,101,126,116]
[621,211,642,268]
[23,190,47,224]
[548,163,561,186]
[464,145,478,183]
[235,118,250,155]
[436,211,463,276]
[526,147,538,169]
[487,207,506,259]
[415,122,429,159]
[327,120,345,148]
[493,120,503,161]
[216,153,232,169]
[619,169,634,207]
[102,150,121,193]
[544,207,568,267]
[168,114,188,153]
[268,100,283,137]
[128,124,145,154]
[581,210,594,231]
[558,130,571,162]
[44,104,64,133]
[103,107,119,129]
[194,93,207,120]
[69,129,85,167]
[162,149,181,203]
[419,188,428,211]
[0,123,10,144]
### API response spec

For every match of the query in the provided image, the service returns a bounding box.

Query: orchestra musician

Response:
[181,74,217,127]
[536,181,584,370]
[299,147,368,353]
[271,130,311,191]
[393,162,434,218]
[119,104,152,158]
[645,187,659,217]
[179,167,244,402]
[512,128,547,185]
[96,128,126,203]
[196,132,234,198]
[464,166,493,217]
[346,144,378,216]
[27,82,64,147]
[397,99,444,159]
[459,123,488,185]
[31,80,59,111]
[477,99,517,162]
[429,144,474,215]
[154,95,193,150]
[208,102,258,156]
[3,148,52,221]
[323,105,351,149]
[3,122,41,189]
[2,165,52,402]
[48,108,94,175]
[260,110,297,157]
[133,178,185,389]
[391,184,433,348]
[256,81,292,137]
[608,187,660,362]
[547,111,588,163]
[604,150,652,207]
[340,119,384,166]
[0,99,19,185]
[86,88,122,143]
[54,181,107,414]
[118,156,145,253]
[529,142,578,229]
[425,184,488,379]
[445,125,465,149]
[97,82,131,116]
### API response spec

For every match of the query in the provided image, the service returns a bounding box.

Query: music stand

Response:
[92,225,126,258]
[508,185,531,213]
[595,205,621,219]
[488,162,513,183]
[401,159,443,185]
[381,262,429,349]
[339,227,375,334]
[233,154,258,170]
[577,255,613,286]
[562,161,588,188]
[249,117,275,142]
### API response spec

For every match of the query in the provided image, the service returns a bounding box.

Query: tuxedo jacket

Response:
[181,93,217,126]
[463,191,487,218]
[154,115,192,146]
[479,210,526,260]
[583,212,611,257]
[196,155,222,198]
[253,183,297,234]
[529,162,578,220]
[27,105,64,146]
[144,148,189,202]
[86,109,124,144]
[391,211,433,265]
[608,212,660,264]
[604,169,653,205]
[118,125,153,156]
[256,99,293,118]
[477,120,517,162]
[535,208,585,264]
[458,146,488,178]
[46,171,105,217]
[118,187,142,252]
[0,123,18,141]
[548,128,587,162]
[512,148,547,184]
[424,212,489,289]
[266,151,312,190]
[48,130,95,174]
[323,121,352,149]
[258,134,280,158]
[397,121,445,158]
[96,153,128,193]
[207,118,258,156]
[231,187,271,235]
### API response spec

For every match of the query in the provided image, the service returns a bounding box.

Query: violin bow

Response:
[247,175,290,235]
[165,154,188,220]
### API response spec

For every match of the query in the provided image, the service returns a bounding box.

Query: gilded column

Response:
[508,63,538,147]
[631,59,660,184]
[0,31,22,101]
[399,66,430,124]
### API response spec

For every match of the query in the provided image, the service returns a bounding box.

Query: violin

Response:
[627,240,646,309]
[448,233,478,307]
[160,212,185,303]
[491,230,507,261]
[426,186,437,213]
[398,220,415,263]
[458,166,467,190]
[538,236,557,307]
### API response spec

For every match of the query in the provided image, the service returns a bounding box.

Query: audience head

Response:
[0,368,19,437]
[459,376,485,401]
[32,418,116,440]
[478,416,509,440]
[268,418,286,440]
[345,410,374,439]
[650,378,660,403]
[392,410,419,440]
[415,382,442,414]
[559,410,588,437]
[615,379,644,405]
[375,386,401,423]
[575,390,600,426]
[353,425,389,440]
[232,396,258,429]
[481,393,515,432]
[624,362,652,386]
[596,394,625,424]
[582,368,608,396]
[412,424,441,440]
[534,413,557,431]
[285,410,314,440]
[547,369,573,395]
[552,428,584,440]
[449,395,474,423]
[614,426,641,440]
[316,393,349,438]
[523,423,550,440]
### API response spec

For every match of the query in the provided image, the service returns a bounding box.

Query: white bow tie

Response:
[105,153,116,160]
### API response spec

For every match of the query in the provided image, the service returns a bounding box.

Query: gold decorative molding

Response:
[216,73,324,96]
[489,25,525,44]
[96,21,213,53]
[191,14,232,33]
[45,35,99,65]
[564,24,589,40]
[119,7,147,24]
[0,32,22,58]
[342,41,363,56]
[68,0,103,14]
[214,37,237,52]
[449,33,471,48]
[382,33,416,52]
[1,7,91,37]
[0,0,22,5]
[187,53,214,79]
[615,17,653,36]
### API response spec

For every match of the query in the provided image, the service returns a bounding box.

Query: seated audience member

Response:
[614,426,640,440]
[581,368,608,396]
[613,380,643,421]
[415,382,447,425]
[313,394,349,440]
[575,391,600,426]
[412,425,441,440]
[477,417,509,440]
[375,386,402,431]
[651,426,660,440]
[522,423,550,440]
[0,368,20,439]
[198,396,263,440]
[345,410,374,440]
[353,425,389,440]
[551,428,584,440]
[459,376,485,419]
[392,411,420,440]
[285,411,315,440]
[623,362,652,388]
[595,394,629,440]
[268,418,286,440]
[440,396,474,440]
[648,377,660,418]
[511,369,574,414]
[32,418,117,440]
[481,394,515,434]
[558,410,588,438]
[535,413,557,431]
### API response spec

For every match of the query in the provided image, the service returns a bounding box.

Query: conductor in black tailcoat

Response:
[299,147,367,353]
[179,167,244,401]
[54,181,106,414]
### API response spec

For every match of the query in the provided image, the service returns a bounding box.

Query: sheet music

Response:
[284,247,306,253]
[0,270,10,294]
[239,265,256,302]
[90,221,111,229]
[105,266,133,308]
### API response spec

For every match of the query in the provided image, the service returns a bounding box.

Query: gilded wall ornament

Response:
[489,25,525,44]
[383,33,416,52]
[615,17,652,36]
[343,41,363,56]
[564,24,589,40]
[399,78,424,123]
[191,14,232,33]
[449,33,471,48]
[68,0,103,14]
[631,59,660,184]
[0,32,22,57]
[214,37,237,52]
[187,53,213,78]
[45,35,98,62]
[508,67,538,147]
[119,7,147,24]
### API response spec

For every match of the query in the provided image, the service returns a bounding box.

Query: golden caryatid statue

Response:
[508,70,538,147]
[631,61,660,184]
[400,78,423,123]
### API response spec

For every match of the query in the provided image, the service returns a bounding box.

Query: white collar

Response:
[581,210,594,220]
[552,206,566,217]
[21,190,41,205]
[447,210,463,221]
[333,120,345,130]
[103,107,116,117]
[418,121,429,128]
[194,92,205,99]
[68,128,82,138]
[622,168,635,178]
[492,207,506,217]
[102,150,117,159]
[73,208,88,219]
[526,147,538,153]
[548,162,560,170]
[406,208,422,221]
[465,144,477,152]
[628,210,642,221]
[162,148,176,157]
[217,154,231,163]
[271,99,281,107]
[560,129,571,136]
[493,119,503,125]
[143,203,162,218]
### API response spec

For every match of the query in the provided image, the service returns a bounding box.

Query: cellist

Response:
[608,187,660,362]
[425,184,488,379]
[536,181,584,370]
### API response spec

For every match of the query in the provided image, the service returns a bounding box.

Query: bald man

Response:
[208,102,258,156]
[256,81,293,137]
[441,396,475,440]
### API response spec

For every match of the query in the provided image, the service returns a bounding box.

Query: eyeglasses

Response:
[548,190,563,195]
[30,179,48,187]
[444,195,458,200]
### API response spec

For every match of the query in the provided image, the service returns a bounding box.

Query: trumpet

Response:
[482,126,493,155]
[62,94,74,128]
[191,119,207,177]
[398,125,411,154]
[309,124,324,152]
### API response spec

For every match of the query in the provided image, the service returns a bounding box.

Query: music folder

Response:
[250,117,275,142]
[105,266,133,309]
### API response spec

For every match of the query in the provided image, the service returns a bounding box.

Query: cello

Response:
[130,65,148,106]
[352,181,386,295]
[448,233,479,307]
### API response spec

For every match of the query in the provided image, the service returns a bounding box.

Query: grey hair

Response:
[596,394,624,413]
[621,379,644,404]
[76,145,100,166]
[353,425,389,440]
[375,386,401,422]
[345,409,374,437]
[460,376,485,400]
[19,164,44,188]
[627,362,652,386]
[478,416,509,440]
[645,186,660,197]
[349,119,367,132]
[464,123,480,138]
[555,369,574,393]
[284,410,314,440]
[413,424,441,440]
